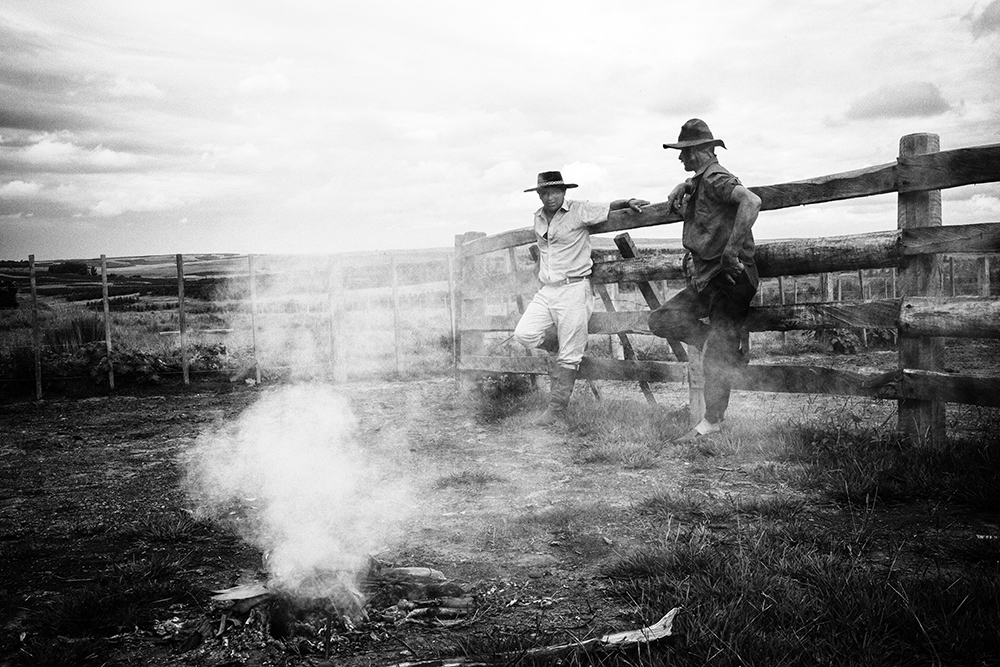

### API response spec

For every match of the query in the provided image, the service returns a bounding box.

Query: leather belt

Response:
[544,276,588,286]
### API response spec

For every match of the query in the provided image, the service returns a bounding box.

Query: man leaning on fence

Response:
[514,171,649,426]
[648,119,762,442]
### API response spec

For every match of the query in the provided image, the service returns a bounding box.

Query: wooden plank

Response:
[901,222,1000,256]
[754,231,901,276]
[458,356,689,383]
[898,296,1000,338]
[594,282,656,404]
[461,203,682,257]
[751,162,898,211]
[732,364,883,398]
[579,358,687,383]
[459,355,549,374]
[460,227,536,257]
[462,266,539,298]
[901,369,1000,408]
[593,251,686,284]
[746,299,900,331]
[613,234,688,362]
[461,310,651,335]
[897,143,1000,193]
[465,299,914,334]
[897,133,945,447]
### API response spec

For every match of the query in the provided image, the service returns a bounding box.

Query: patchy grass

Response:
[434,468,505,491]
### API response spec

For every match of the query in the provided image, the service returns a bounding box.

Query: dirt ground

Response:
[0,343,998,666]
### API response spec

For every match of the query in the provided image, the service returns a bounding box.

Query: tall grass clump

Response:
[602,522,1000,666]
[32,552,192,640]
[472,372,538,423]
[785,402,1000,510]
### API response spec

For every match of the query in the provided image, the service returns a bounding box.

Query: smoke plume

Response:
[183,383,411,600]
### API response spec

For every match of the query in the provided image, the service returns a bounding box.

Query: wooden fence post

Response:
[176,254,190,386]
[978,257,991,297]
[100,254,115,391]
[28,255,42,401]
[447,253,457,372]
[247,254,262,384]
[857,269,868,348]
[391,254,401,376]
[327,255,347,383]
[897,132,945,447]
[778,275,787,347]
[453,232,486,389]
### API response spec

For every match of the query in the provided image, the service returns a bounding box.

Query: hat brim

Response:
[524,182,578,192]
[662,138,726,150]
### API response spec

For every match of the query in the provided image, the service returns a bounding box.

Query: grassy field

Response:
[2,374,999,666]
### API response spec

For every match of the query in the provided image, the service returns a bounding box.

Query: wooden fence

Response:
[453,133,1000,447]
[5,250,454,396]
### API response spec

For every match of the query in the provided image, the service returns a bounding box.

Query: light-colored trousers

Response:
[513,279,594,370]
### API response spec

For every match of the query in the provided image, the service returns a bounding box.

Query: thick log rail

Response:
[454,136,1000,446]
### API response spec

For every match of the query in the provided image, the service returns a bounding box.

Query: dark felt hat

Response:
[662,118,726,150]
[524,171,579,192]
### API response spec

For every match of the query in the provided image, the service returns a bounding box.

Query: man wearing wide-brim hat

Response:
[514,171,649,426]
[648,119,762,442]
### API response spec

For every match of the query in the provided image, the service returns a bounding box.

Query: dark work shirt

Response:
[682,159,758,291]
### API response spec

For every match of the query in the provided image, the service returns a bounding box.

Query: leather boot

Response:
[534,365,577,426]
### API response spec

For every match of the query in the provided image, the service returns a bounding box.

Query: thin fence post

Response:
[248,255,262,384]
[979,257,992,297]
[447,253,456,373]
[391,254,401,376]
[949,256,956,297]
[819,272,835,346]
[778,275,787,347]
[327,255,347,383]
[858,269,867,348]
[897,132,945,447]
[176,254,190,386]
[453,232,486,391]
[28,255,42,401]
[100,254,115,391]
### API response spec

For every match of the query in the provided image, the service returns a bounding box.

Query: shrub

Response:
[472,372,537,423]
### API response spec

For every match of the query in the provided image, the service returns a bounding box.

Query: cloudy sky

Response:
[1,0,999,260]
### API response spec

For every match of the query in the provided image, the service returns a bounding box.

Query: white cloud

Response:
[237,59,293,95]
[108,75,164,99]
[846,83,952,120]
[89,190,181,217]
[19,135,138,169]
[0,179,42,196]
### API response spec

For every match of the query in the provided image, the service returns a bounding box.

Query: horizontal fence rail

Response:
[453,133,1000,446]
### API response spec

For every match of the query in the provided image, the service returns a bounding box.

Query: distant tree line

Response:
[47,261,97,276]
[0,281,16,309]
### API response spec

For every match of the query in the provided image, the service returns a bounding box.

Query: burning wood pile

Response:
[176,558,476,658]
